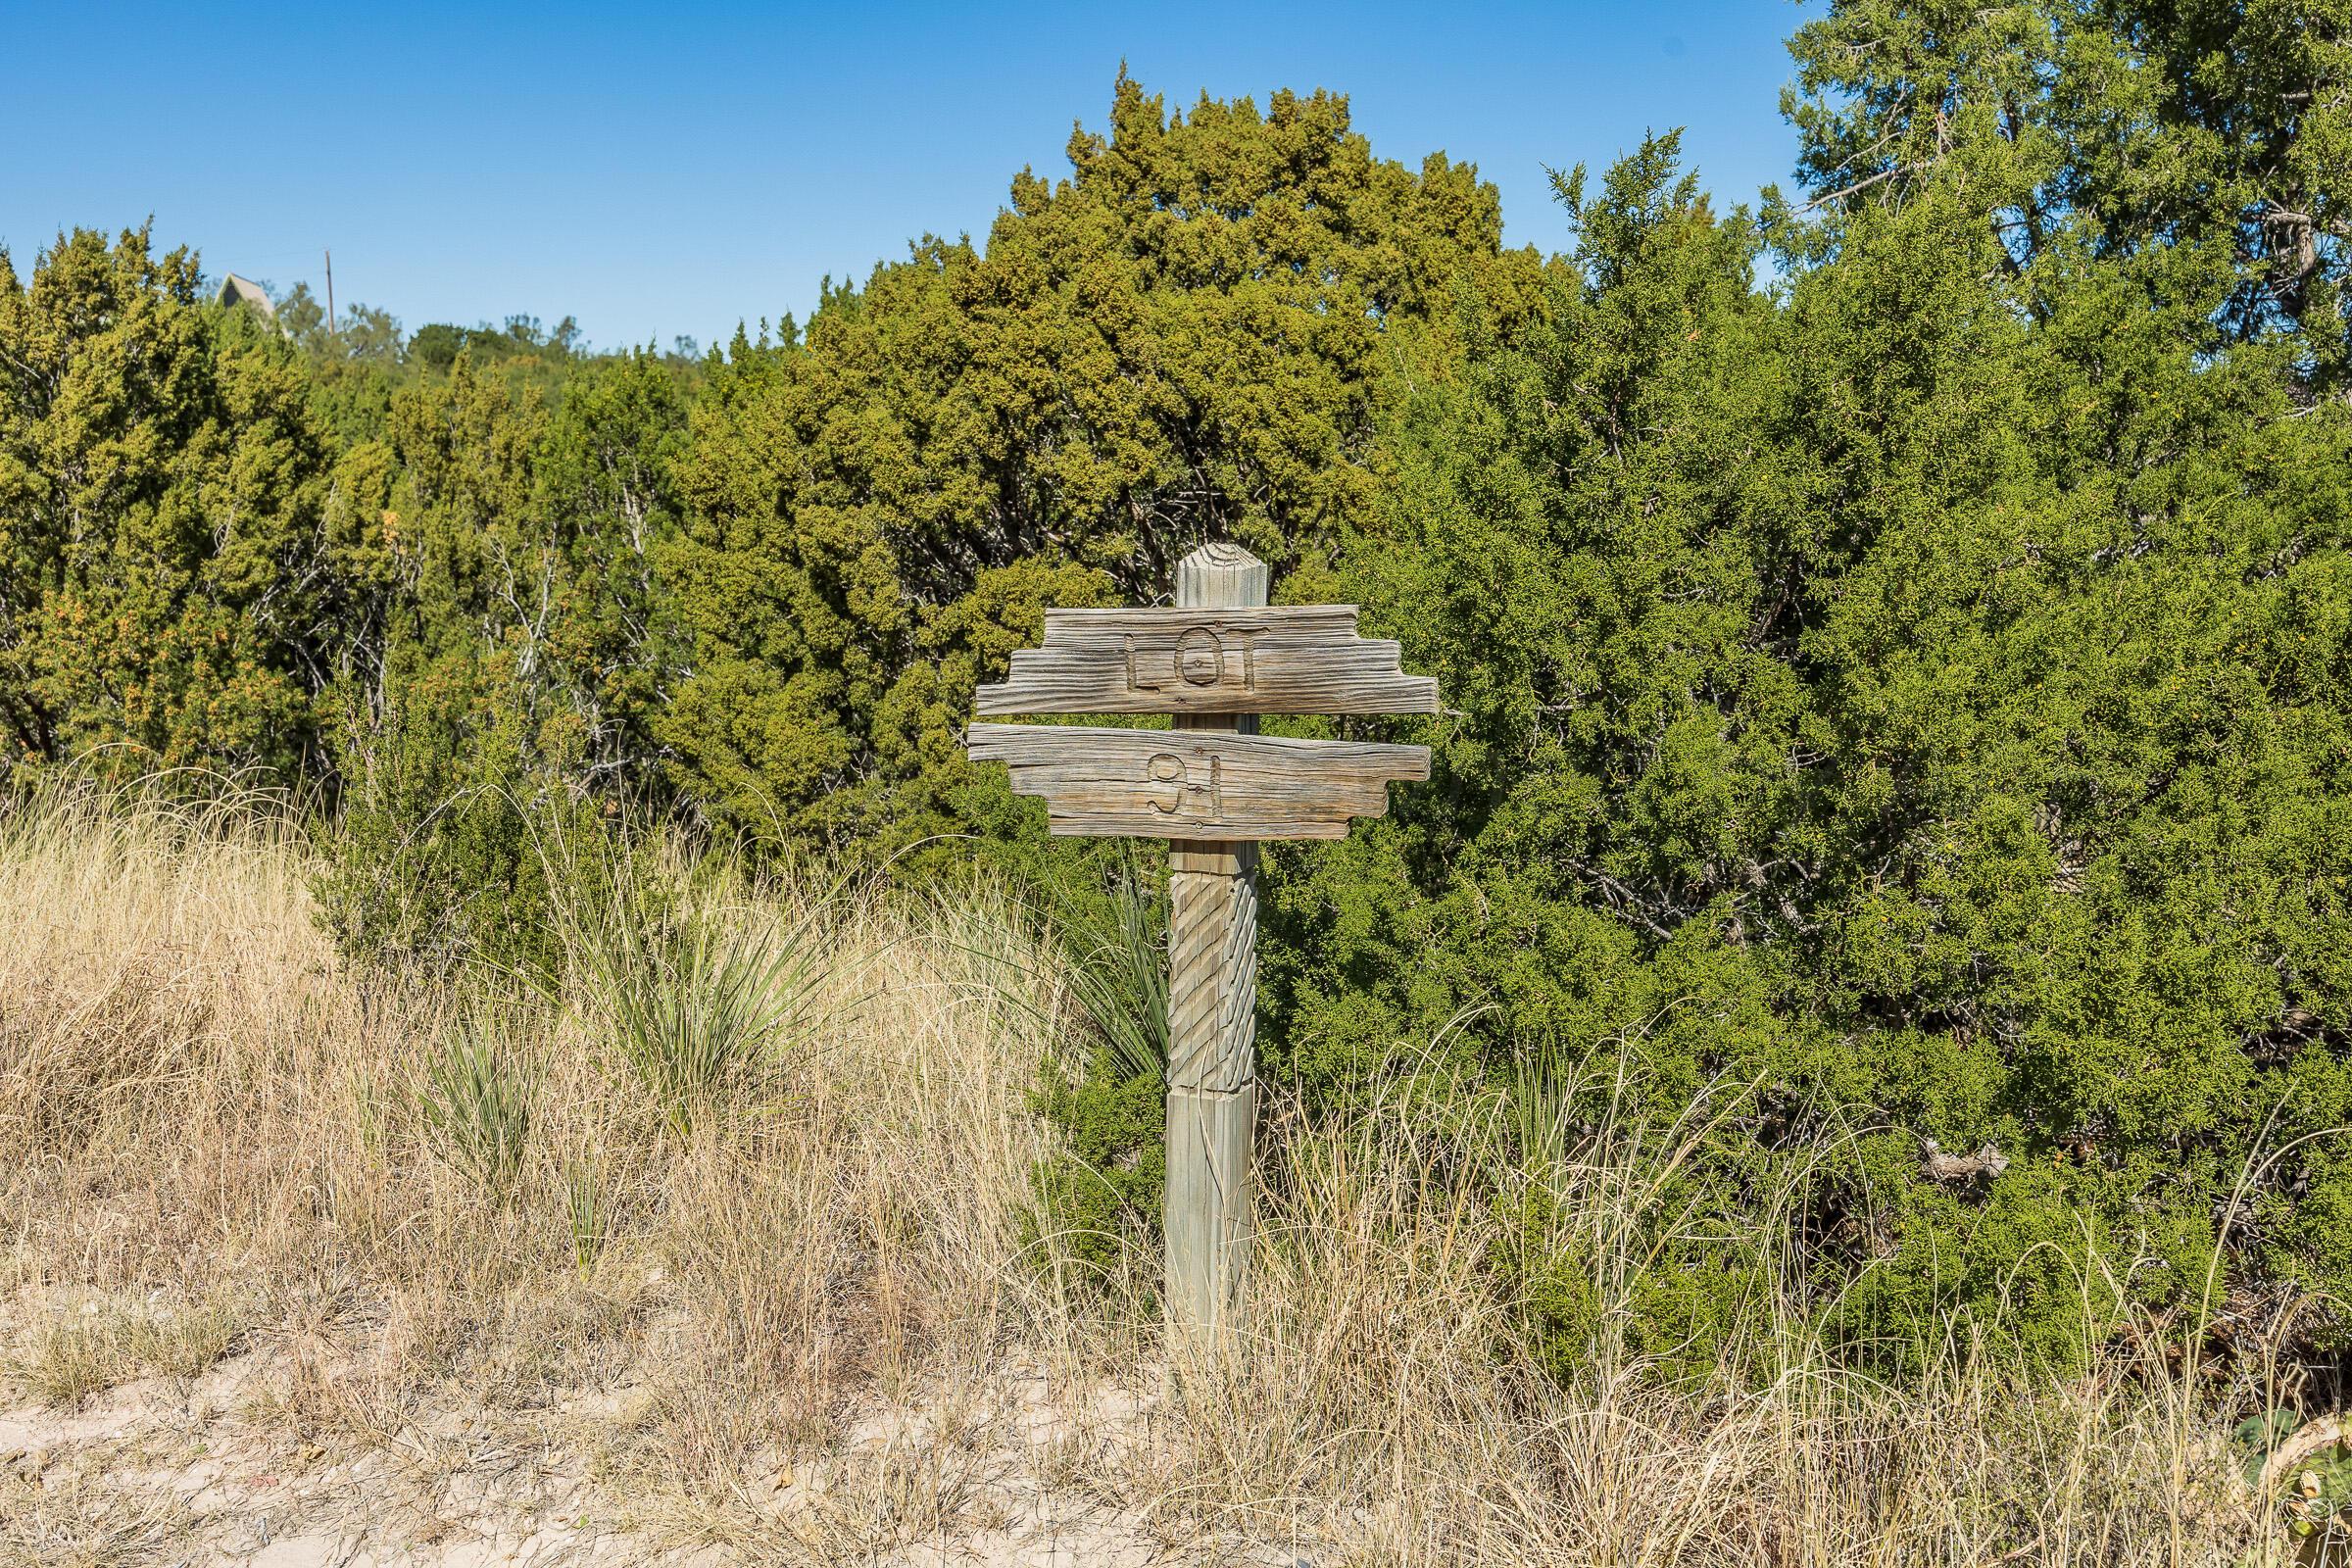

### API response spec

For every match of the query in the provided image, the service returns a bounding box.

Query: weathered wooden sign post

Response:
[966,543,1437,1337]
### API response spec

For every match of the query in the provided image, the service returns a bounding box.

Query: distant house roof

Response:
[218,273,275,318]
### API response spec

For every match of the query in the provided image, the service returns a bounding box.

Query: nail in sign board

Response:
[964,545,1440,1342]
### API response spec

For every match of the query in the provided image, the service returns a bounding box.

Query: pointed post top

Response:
[1176,543,1268,611]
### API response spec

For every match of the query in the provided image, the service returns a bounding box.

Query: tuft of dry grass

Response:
[4,1291,242,1406]
[0,779,2302,1565]
[0,1468,191,1568]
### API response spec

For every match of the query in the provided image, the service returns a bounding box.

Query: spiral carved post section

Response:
[1164,542,1267,1340]
[1164,851,1255,1093]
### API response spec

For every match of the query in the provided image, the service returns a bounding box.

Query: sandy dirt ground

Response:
[0,1341,1245,1568]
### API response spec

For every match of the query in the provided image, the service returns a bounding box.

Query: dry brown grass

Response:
[0,1467,192,1568]
[0,782,2301,1565]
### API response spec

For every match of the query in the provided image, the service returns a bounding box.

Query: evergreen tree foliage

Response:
[1786,0,2351,380]
[0,226,336,783]
[318,349,691,969]
[1269,25,2352,1364]
[656,75,1544,850]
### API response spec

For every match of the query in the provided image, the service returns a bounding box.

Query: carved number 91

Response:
[1146,752,1224,818]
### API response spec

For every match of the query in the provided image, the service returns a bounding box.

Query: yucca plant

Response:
[567,857,830,1141]
[562,1152,611,1275]
[1053,862,1168,1084]
[417,1012,533,1200]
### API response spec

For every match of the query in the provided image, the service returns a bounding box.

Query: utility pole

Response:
[324,249,335,336]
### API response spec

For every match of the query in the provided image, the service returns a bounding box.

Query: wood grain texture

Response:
[962,723,1430,841]
[955,542,1443,1338]
[1164,1083,1253,1336]
[1163,542,1262,1340]
[973,605,1439,716]
[1176,540,1268,610]
[1166,855,1256,1092]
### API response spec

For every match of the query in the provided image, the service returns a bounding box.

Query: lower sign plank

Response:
[965,723,1430,841]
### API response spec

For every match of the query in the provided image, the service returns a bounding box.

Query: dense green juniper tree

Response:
[656,75,1546,852]
[1261,6,2352,1368]
[0,226,338,783]
[317,347,693,969]
[1787,0,2351,380]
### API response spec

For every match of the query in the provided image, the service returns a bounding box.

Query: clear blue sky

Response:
[9,2,1820,353]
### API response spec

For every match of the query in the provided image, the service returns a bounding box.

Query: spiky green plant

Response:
[562,1153,610,1275]
[568,858,830,1140]
[416,1013,533,1200]
[1053,863,1168,1085]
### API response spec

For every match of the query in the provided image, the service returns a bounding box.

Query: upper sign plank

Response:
[974,606,1438,717]
[966,722,1430,841]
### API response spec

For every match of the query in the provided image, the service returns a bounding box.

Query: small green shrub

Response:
[314,657,596,980]
[1491,1048,1789,1385]
[417,1013,533,1199]
[1033,1057,1168,1280]
[567,856,828,1140]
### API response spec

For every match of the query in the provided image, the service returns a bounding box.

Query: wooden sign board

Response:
[964,723,1428,840]
[975,606,1438,717]
[963,543,1439,1341]
[969,601,1433,842]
